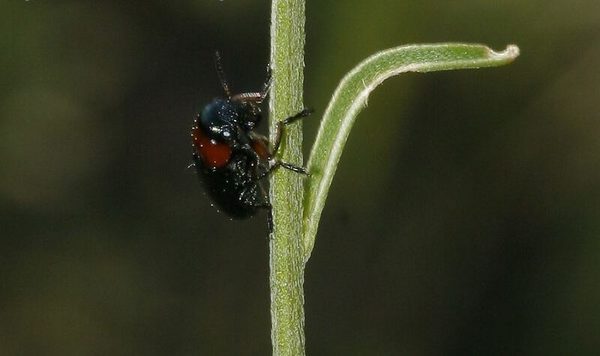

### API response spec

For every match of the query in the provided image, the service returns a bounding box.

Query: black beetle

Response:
[190,52,312,231]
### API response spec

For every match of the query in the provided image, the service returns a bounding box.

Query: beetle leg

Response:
[252,108,313,179]
[271,108,313,154]
[231,92,264,102]
[256,160,309,181]
[231,65,272,103]
[260,66,272,101]
[255,181,273,232]
[277,161,308,175]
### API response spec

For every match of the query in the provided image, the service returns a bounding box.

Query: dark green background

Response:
[2,1,599,354]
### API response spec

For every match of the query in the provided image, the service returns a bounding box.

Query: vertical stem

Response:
[268,0,306,355]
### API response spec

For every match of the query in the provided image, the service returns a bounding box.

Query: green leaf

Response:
[302,43,520,261]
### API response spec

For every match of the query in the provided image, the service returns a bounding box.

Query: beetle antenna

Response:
[215,51,232,98]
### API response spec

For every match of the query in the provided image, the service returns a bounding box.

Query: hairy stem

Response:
[268,0,307,355]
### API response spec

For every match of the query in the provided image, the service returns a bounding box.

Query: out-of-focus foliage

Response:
[1,1,599,354]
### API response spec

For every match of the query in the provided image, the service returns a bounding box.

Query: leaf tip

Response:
[491,44,520,62]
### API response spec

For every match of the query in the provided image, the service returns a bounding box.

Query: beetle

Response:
[190,52,312,231]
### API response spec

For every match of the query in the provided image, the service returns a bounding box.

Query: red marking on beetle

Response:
[191,125,232,168]
[251,137,270,160]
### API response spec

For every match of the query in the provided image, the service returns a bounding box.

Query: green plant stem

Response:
[268,0,307,355]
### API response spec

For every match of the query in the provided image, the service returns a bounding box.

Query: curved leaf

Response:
[303,43,520,260]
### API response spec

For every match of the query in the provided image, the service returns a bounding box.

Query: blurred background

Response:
[1,0,599,355]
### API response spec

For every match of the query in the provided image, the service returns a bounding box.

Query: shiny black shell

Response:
[191,98,270,219]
